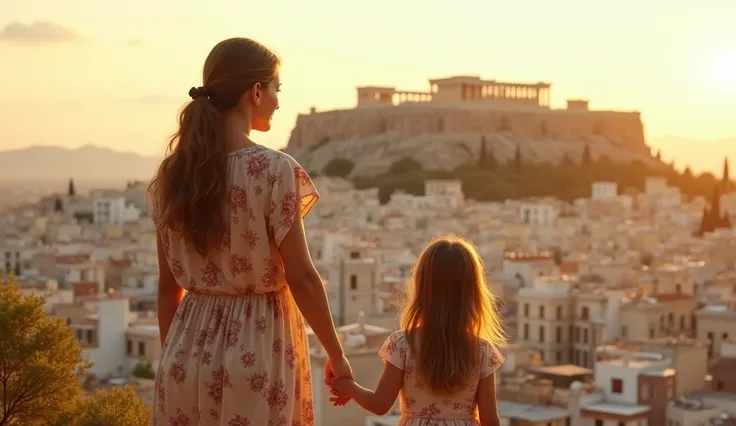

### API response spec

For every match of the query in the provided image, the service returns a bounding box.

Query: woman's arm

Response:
[327,362,403,415]
[156,232,185,347]
[279,215,344,361]
[477,374,501,426]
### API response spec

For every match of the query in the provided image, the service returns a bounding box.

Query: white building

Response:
[424,179,464,209]
[78,296,131,378]
[592,182,618,201]
[520,203,558,227]
[93,197,140,226]
[645,177,668,196]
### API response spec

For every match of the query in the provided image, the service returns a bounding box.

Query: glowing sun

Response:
[710,51,736,88]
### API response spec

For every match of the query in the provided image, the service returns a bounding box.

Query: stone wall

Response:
[286,104,647,154]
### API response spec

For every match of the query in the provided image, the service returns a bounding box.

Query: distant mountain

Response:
[0,145,162,181]
[648,136,736,175]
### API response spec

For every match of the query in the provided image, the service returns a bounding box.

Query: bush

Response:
[131,361,156,380]
[323,157,355,178]
[388,156,423,174]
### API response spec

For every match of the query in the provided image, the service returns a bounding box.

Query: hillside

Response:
[289,132,661,179]
[286,132,732,204]
[0,145,161,181]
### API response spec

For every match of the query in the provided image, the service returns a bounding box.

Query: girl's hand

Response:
[326,378,356,405]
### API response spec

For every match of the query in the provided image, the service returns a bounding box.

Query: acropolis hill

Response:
[286,75,656,178]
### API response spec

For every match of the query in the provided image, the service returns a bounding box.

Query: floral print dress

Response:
[380,331,505,426]
[152,146,319,426]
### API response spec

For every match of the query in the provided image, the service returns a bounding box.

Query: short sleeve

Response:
[480,341,505,379]
[268,155,320,246]
[379,331,407,370]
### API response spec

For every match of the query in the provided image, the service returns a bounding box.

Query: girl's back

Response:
[380,330,504,424]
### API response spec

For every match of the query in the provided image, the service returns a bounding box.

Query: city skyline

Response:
[1,0,735,174]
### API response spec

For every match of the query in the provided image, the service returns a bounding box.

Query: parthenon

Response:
[286,74,646,154]
[356,75,552,108]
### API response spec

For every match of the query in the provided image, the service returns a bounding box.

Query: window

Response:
[524,304,529,318]
[539,306,545,319]
[650,328,655,339]
[621,325,628,338]
[86,329,94,344]
[611,378,623,394]
[595,420,603,426]
[556,326,562,343]
[539,325,545,343]
[556,351,562,363]
[581,306,589,320]
[350,275,357,290]
[523,323,529,340]
[127,339,133,356]
[575,327,580,342]
[583,328,589,344]
[582,352,588,366]
[680,315,685,329]
[138,341,146,357]
[556,306,562,320]
[349,251,360,259]
[723,332,729,340]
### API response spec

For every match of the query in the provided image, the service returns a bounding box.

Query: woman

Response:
[149,37,352,425]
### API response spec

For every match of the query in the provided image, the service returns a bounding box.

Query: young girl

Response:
[327,235,506,426]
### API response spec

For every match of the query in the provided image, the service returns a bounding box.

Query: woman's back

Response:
[160,145,318,295]
[380,331,504,424]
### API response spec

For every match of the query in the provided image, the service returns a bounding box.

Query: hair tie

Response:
[189,86,210,100]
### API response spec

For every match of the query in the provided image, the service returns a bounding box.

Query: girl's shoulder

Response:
[383,330,408,348]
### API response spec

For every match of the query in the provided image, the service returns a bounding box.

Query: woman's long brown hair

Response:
[400,235,506,394]
[149,38,279,255]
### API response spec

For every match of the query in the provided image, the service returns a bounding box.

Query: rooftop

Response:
[529,364,593,377]
[497,400,569,422]
[582,402,650,416]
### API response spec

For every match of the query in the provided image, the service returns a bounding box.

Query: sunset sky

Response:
[1,0,735,172]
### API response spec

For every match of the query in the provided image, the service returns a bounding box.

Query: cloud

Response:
[127,37,149,47]
[0,21,89,44]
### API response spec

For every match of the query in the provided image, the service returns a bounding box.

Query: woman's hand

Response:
[325,355,353,406]
[326,377,356,405]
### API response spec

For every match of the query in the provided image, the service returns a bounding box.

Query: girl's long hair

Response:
[400,235,506,394]
[149,38,279,255]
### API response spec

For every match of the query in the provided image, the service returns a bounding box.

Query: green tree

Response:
[582,144,592,165]
[74,386,151,426]
[322,157,355,178]
[513,145,523,171]
[131,361,156,380]
[0,274,91,425]
[0,275,150,426]
[478,137,497,170]
[389,156,423,174]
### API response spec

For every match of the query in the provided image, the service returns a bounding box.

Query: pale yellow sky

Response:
[1,0,735,170]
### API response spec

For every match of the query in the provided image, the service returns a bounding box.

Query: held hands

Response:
[324,354,353,407]
[325,376,355,406]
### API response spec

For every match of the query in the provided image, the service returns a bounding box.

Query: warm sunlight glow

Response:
[710,51,736,88]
